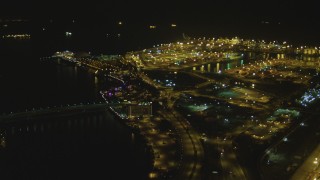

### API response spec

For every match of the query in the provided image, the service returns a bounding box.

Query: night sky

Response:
[1,0,319,44]
[2,0,318,22]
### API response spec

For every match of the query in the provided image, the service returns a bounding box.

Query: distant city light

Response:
[299,88,320,107]
[65,32,72,37]
[2,34,31,39]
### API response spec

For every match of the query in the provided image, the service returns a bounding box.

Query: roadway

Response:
[208,123,252,180]
[139,72,204,179]
[141,65,249,179]
[159,109,204,180]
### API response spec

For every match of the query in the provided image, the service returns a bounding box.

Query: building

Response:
[127,102,152,119]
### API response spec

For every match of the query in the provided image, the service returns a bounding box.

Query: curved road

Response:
[159,109,204,180]
[137,70,205,179]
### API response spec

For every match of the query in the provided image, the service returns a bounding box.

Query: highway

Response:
[209,124,251,180]
[141,67,248,179]
[140,72,204,179]
[159,109,204,180]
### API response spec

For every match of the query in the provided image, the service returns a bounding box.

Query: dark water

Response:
[0,61,108,113]
[0,38,126,113]
[0,35,153,179]
[0,110,150,180]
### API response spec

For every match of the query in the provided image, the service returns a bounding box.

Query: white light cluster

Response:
[299,88,320,107]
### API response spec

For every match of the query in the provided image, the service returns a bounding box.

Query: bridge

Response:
[0,102,129,123]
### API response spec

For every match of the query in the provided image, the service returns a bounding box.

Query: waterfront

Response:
[0,39,152,179]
